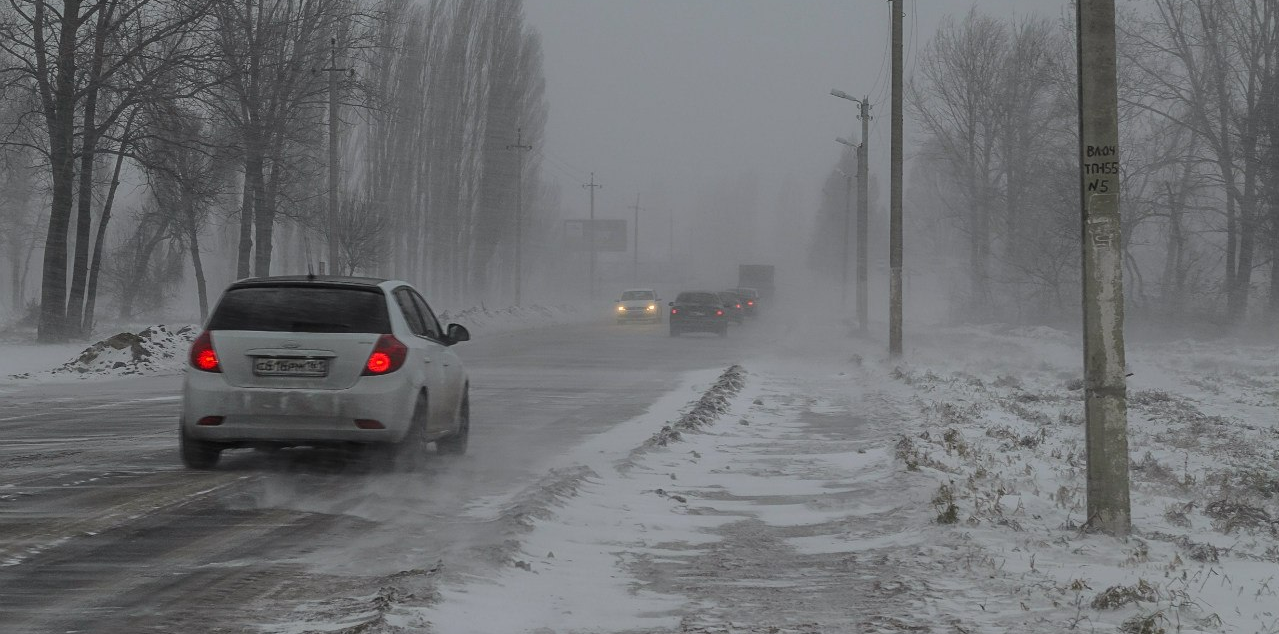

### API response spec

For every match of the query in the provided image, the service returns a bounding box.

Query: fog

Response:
[523,0,1070,304]
[3,0,1272,341]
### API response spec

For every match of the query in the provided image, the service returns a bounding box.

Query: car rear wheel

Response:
[436,391,469,456]
[180,427,222,470]
[394,393,431,471]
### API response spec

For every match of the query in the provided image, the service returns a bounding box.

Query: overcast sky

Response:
[523,0,1072,260]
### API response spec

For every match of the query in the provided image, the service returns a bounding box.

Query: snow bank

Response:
[7,324,198,381]
[878,328,1279,633]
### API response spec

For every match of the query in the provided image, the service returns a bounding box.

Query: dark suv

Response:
[728,287,760,316]
[669,291,728,337]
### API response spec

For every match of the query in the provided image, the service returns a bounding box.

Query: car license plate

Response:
[253,357,328,377]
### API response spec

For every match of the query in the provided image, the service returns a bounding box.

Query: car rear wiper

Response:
[289,321,351,332]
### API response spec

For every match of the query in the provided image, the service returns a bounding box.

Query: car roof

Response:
[228,275,400,291]
[622,288,655,292]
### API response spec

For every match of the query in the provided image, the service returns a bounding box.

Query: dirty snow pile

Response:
[11,324,198,379]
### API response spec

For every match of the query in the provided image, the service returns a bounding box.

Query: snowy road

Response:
[0,319,751,633]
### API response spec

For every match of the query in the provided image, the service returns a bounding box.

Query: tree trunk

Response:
[83,128,132,336]
[1161,182,1186,315]
[37,0,85,342]
[253,156,280,276]
[66,0,111,336]
[189,219,209,321]
[237,152,260,279]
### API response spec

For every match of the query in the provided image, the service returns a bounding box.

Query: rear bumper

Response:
[181,369,415,445]
[670,317,726,332]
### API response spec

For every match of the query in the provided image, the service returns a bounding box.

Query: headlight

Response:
[646,305,656,311]
[617,305,626,312]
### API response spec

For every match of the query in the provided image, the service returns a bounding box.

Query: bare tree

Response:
[138,102,234,321]
[908,9,1008,316]
[0,0,213,340]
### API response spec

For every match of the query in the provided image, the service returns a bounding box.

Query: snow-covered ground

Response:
[284,323,1279,633]
[4,304,1277,632]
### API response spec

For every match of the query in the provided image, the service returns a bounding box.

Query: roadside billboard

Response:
[564,219,628,252]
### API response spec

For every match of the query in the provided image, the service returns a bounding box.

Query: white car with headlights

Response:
[180,276,470,470]
[615,288,661,324]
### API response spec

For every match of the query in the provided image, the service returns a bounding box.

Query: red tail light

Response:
[735,304,741,309]
[362,334,408,375]
[671,308,678,315]
[747,300,754,306]
[197,416,224,426]
[716,309,724,316]
[355,419,385,429]
[190,331,221,372]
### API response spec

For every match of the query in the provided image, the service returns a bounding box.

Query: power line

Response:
[535,147,590,180]
[868,4,894,107]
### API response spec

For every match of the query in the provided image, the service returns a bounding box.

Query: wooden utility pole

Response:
[321,37,350,276]
[1077,0,1130,536]
[631,193,644,283]
[889,0,904,356]
[842,172,853,308]
[857,97,871,334]
[507,128,532,306]
[584,173,602,299]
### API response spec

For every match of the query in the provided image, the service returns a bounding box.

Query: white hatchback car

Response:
[180,276,470,469]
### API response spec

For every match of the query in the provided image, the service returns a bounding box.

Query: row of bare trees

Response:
[0,0,548,341]
[833,1,1279,328]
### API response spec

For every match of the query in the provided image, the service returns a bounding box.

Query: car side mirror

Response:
[446,323,470,345]
[668,301,674,307]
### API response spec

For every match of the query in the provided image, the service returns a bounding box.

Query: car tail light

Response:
[362,334,408,375]
[716,309,724,316]
[671,308,678,315]
[355,419,385,429]
[197,416,224,426]
[190,331,221,372]
[735,304,741,309]
[747,300,754,306]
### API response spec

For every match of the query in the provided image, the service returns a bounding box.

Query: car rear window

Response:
[206,286,391,333]
[676,292,719,304]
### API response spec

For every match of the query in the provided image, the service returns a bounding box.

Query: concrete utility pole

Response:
[669,211,675,262]
[1077,0,1131,536]
[583,173,602,299]
[833,89,873,332]
[630,193,644,283]
[507,128,532,306]
[857,97,871,334]
[834,147,855,308]
[321,37,350,276]
[843,172,853,307]
[889,0,904,357]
